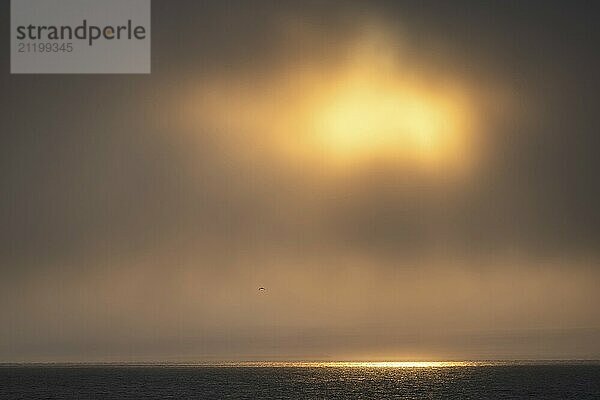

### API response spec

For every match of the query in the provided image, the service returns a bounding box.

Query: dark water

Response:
[1,362,600,399]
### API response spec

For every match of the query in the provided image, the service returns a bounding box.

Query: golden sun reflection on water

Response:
[218,361,478,368]
[317,361,473,368]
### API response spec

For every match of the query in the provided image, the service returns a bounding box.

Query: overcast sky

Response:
[1,0,599,362]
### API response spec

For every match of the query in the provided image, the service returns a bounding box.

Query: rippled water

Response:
[1,361,599,399]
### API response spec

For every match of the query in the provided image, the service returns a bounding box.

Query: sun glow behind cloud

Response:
[180,28,478,176]
[309,66,473,169]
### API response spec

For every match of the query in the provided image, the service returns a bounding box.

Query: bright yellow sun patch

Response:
[182,30,477,175]
[310,74,472,169]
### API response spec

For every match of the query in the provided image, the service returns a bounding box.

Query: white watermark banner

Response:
[11,0,151,74]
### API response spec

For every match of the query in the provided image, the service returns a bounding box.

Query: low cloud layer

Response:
[1,1,599,361]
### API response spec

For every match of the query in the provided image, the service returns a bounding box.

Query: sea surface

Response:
[1,361,600,399]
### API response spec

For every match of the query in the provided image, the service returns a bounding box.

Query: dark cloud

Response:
[1,1,599,361]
